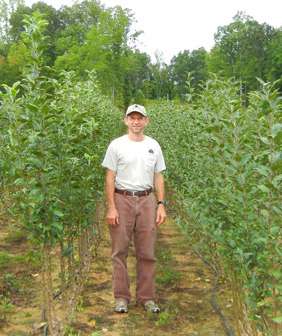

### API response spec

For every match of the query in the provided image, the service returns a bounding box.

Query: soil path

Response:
[70,215,236,336]
[0,211,236,335]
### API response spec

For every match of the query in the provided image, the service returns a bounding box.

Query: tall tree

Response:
[170,47,207,100]
[0,0,23,46]
[265,27,282,90]
[209,11,275,95]
[55,2,141,107]
[10,2,65,64]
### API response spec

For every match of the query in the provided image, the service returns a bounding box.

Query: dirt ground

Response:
[0,209,237,336]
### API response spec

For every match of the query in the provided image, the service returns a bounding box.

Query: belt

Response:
[115,188,152,197]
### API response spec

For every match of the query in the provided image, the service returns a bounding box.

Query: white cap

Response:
[126,104,147,117]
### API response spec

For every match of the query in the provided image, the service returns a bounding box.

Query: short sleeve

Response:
[101,142,117,172]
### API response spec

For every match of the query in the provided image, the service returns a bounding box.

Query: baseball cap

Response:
[126,104,147,117]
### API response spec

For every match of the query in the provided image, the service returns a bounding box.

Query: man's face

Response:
[124,112,149,134]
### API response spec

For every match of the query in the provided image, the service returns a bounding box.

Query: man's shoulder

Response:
[145,136,161,147]
[109,135,128,146]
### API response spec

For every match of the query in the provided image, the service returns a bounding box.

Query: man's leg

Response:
[110,193,135,303]
[134,193,158,304]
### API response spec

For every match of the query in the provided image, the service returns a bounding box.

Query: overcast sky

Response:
[24,0,282,63]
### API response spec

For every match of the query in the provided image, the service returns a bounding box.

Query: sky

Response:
[24,0,282,63]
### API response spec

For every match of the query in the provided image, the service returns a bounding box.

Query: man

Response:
[102,103,167,314]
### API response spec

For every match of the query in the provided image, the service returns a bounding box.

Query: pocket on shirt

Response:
[146,155,156,174]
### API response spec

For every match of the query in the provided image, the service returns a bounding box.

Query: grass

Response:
[0,252,10,269]
[156,265,180,284]
[4,228,27,244]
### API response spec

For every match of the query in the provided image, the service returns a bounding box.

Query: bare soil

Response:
[0,209,237,336]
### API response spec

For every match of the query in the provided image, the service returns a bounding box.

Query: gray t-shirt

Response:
[102,135,166,191]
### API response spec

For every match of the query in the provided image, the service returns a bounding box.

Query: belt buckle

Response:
[132,191,137,198]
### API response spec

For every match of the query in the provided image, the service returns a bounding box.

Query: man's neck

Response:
[127,133,145,142]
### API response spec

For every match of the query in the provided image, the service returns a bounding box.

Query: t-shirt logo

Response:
[149,149,154,154]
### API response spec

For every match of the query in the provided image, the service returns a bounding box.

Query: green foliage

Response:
[171,48,208,99]
[0,294,14,323]
[147,301,179,327]
[0,250,28,269]
[210,11,276,96]
[147,74,282,335]
[0,11,121,248]
[54,2,140,108]
[3,1,282,103]
[0,0,24,45]
[156,265,179,284]
[0,251,10,269]
[4,227,27,244]
[0,10,123,332]
[0,273,31,322]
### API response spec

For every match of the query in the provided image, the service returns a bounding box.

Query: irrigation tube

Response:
[42,308,47,336]
[167,206,234,336]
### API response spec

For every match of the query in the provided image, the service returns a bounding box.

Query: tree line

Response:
[1,0,282,108]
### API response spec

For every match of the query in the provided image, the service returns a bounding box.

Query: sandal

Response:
[114,300,128,313]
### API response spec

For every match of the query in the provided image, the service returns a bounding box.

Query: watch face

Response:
[158,201,167,206]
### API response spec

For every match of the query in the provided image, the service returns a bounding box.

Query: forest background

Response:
[1,0,282,108]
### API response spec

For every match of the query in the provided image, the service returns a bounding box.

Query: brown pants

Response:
[110,192,157,304]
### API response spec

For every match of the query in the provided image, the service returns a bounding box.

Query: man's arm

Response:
[105,168,119,227]
[154,172,167,226]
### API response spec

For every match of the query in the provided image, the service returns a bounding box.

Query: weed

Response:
[4,228,27,244]
[0,273,31,296]
[64,325,102,336]
[0,294,15,322]
[64,326,81,336]
[0,250,35,270]
[25,248,41,267]
[156,250,174,262]
[148,301,179,327]
[0,251,10,269]
[156,265,180,284]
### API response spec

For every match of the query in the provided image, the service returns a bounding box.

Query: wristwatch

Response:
[158,201,167,206]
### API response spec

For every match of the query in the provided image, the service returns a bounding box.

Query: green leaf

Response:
[253,237,268,244]
[273,174,282,183]
[271,123,282,137]
[260,210,269,217]
[241,154,252,166]
[14,178,25,186]
[28,157,43,168]
[255,167,270,177]
[272,152,282,164]
[270,226,280,235]
[51,209,64,217]
[258,185,269,193]
[272,316,282,324]
[259,137,270,145]
[272,206,282,215]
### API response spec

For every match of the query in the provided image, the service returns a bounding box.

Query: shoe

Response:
[143,300,160,313]
[114,301,128,313]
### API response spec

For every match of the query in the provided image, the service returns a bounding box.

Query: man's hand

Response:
[106,206,119,227]
[156,204,166,226]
